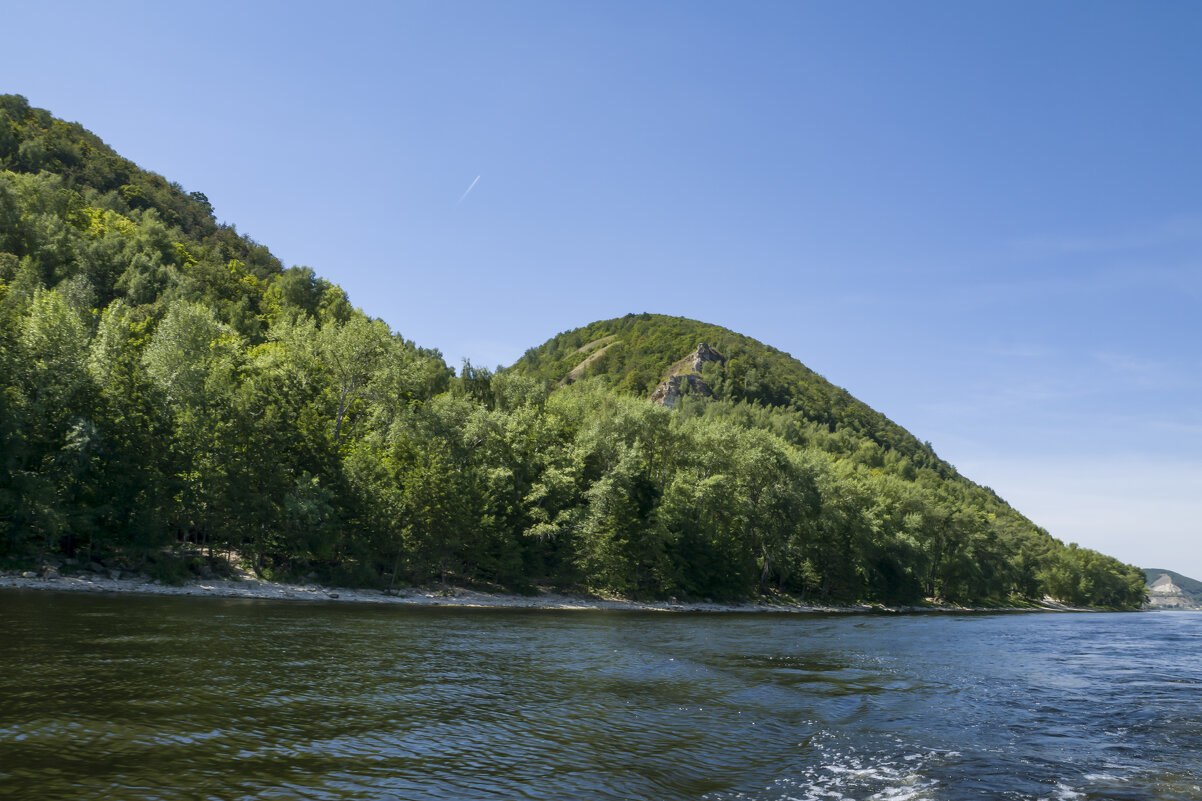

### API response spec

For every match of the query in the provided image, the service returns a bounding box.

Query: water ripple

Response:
[1,596,1199,800]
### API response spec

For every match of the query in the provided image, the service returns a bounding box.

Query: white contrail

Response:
[458,175,481,203]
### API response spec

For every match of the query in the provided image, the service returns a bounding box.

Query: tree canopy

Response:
[0,95,1147,607]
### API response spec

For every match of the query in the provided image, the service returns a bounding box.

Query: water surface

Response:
[1,592,1198,800]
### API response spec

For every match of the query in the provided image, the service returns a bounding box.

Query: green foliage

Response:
[510,313,951,473]
[0,96,1147,608]
[146,555,193,586]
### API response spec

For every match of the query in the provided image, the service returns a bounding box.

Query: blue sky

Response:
[5,1,1200,578]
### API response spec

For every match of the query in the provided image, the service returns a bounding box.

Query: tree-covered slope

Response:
[0,96,1147,607]
[512,313,956,475]
[0,93,453,583]
[508,318,1148,607]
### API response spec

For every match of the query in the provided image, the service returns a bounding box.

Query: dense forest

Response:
[0,95,1147,607]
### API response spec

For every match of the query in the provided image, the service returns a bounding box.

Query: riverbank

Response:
[0,570,1109,614]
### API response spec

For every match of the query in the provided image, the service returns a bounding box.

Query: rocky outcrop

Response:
[1147,573,1200,609]
[649,373,713,407]
[685,343,725,373]
[649,343,725,408]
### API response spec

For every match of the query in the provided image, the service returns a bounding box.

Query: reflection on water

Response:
[0,592,1199,800]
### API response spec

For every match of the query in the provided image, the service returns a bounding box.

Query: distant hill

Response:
[1143,569,1202,609]
[1144,569,1202,595]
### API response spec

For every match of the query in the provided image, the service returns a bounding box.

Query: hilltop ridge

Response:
[510,313,957,477]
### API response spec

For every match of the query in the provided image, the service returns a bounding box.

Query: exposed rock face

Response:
[650,343,725,408]
[649,373,712,407]
[1147,573,1199,609]
[687,343,724,372]
[1150,574,1183,594]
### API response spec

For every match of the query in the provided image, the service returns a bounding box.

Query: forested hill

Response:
[507,314,1149,601]
[511,314,959,479]
[0,95,1147,607]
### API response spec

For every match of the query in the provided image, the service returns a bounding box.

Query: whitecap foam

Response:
[756,750,941,801]
[1040,782,1084,801]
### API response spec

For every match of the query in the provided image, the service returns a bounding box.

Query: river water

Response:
[0,592,1198,800]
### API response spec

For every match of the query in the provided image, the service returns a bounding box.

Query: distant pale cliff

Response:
[1145,571,1202,610]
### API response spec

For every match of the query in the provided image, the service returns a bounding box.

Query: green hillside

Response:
[507,314,1150,605]
[0,95,1146,607]
[512,313,957,476]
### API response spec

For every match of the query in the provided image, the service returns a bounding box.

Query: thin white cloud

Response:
[956,455,1202,580]
[917,379,1084,421]
[455,338,522,371]
[981,343,1060,360]
[1090,351,1181,388]
[1012,213,1202,256]
[458,174,481,204]
[1147,419,1202,437]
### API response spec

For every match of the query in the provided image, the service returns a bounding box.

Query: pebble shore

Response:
[0,570,1099,614]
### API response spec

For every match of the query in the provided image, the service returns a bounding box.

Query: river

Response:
[0,592,1198,800]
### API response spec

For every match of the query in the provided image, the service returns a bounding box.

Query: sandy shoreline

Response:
[0,571,1105,614]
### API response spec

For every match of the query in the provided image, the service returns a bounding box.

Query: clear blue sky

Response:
[5,1,1200,578]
